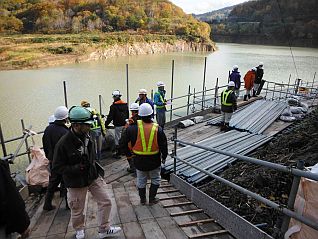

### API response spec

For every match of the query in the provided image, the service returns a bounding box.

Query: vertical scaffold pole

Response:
[0,123,7,157]
[186,85,191,116]
[126,64,129,106]
[99,95,102,115]
[63,81,68,108]
[21,119,31,163]
[170,60,174,122]
[202,57,207,111]
[173,126,177,174]
[214,78,219,111]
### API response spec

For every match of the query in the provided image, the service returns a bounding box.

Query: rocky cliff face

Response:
[88,40,215,61]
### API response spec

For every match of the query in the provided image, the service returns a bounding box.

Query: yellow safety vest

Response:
[132,120,159,155]
[221,90,233,106]
[155,91,165,109]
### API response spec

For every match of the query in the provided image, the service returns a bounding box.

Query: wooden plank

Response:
[139,218,166,239]
[148,203,170,218]
[159,185,173,188]
[156,216,188,239]
[29,195,62,238]
[163,202,194,208]
[188,230,228,239]
[19,185,29,201]
[46,233,65,239]
[113,187,137,223]
[178,218,215,227]
[159,195,186,201]
[122,221,146,239]
[170,209,204,217]
[47,198,71,236]
[157,189,179,194]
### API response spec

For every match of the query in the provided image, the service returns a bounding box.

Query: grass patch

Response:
[46,46,73,54]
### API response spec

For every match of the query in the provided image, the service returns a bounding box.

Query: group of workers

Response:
[221,62,264,131]
[35,81,168,239]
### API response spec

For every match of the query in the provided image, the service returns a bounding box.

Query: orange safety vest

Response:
[132,120,159,155]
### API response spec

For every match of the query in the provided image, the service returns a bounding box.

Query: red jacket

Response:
[244,70,255,90]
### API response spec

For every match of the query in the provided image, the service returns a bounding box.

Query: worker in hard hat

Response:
[42,106,69,211]
[243,67,257,101]
[154,81,167,129]
[81,100,106,161]
[52,106,121,239]
[135,89,154,118]
[253,62,264,96]
[229,65,241,98]
[119,102,140,174]
[123,103,168,205]
[104,90,129,159]
[220,82,237,131]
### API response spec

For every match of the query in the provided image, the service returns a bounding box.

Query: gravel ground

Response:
[200,106,318,238]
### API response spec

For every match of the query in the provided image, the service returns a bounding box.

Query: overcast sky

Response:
[170,0,248,14]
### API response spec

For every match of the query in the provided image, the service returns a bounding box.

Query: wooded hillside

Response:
[208,0,318,47]
[0,0,211,42]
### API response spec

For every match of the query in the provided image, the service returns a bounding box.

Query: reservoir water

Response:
[0,43,318,156]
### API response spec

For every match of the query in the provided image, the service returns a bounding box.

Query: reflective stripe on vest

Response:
[132,120,159,155]
[155,92,165,109]
[221,90,233,106]
[91,119,100,130]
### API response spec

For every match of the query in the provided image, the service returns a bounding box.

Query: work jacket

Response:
[86,107,106,135]
[105,99,129,127]
[154,90,166,111]
[124,119,168,171]
[42,120,69,163]
[255,66,264,84]
[221,89,237,113]
[244,70,255,90]
[52,130,99,188]
[229,70,241,89]
[135,97,154,118]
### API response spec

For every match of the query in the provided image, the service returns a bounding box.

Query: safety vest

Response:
[87,108,106,134]
[132,120,159,155]
[221,90,233,106]
[155,91,165,109]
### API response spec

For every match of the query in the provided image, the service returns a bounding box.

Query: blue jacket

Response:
[154,89,166,111]
[229,70,241,89]
[135,97,154,118]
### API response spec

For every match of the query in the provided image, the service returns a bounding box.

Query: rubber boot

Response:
[224,122,230,132]
[138,188,146,205]
[220,122,226,131]
[248,94,251,99]
[149,184,160,205]
[243,95,248,101]
[252,90,256,97]
[43,191,56,211]
[65,196,70,210]
[112,147,121,159]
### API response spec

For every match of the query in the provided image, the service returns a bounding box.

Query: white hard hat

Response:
[48,115,56,123]
[138,103,153,117]
[233,65,238,70]
[130,103,139,111]
[157,81,165,87]
[259,62,264,66]
[112,90,121,97]
[138,89,147,94]
[252,67,257,71]
[228,81,235,87]
[54,106,69,120]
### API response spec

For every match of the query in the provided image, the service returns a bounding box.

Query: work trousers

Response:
[156,110,166,129]
[221,112,233,123]
[245,89,251,95]
[67,177,112,232]
[136,166,161,188]
[253,83,260,94]
[114,126,124,146]
[91,129,103,161]
[234,88,240,98]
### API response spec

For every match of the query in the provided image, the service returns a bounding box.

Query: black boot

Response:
[252,90,256,97]
[149,184,160,205]
[248,94,251,99]
[220,122,226,131]
[65,196,70,210]
[43,191,56,211]
[224,123,230,132]
[138,188,146,205]
[243,95,248,101]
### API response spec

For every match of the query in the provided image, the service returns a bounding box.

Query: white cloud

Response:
[170,0,248,14]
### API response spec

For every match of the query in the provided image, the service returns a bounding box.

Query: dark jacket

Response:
[0,160,30,235]
[221,89,237,113]
[124,119,168,171]
[135,97,154,118]
[52,130,98,188]
[42,120,69,163]
[154,89,166,111]
[255,66,264,84]
[229,70,241,89]
[105,99,129,127]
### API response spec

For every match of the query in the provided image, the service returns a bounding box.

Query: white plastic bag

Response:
[25,146,49,187]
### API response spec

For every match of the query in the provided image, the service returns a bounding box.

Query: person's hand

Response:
[161,158,166,164]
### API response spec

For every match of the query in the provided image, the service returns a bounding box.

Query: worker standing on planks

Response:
[124,103,168,205]
[220,81,237,131]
